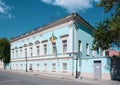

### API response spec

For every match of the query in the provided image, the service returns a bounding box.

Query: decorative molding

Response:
[28,42,33,46]
[60,34,69,38]
[42,40,48,43]
[11,57,72,62]
[11,48,14,50]
[15,47,18,49]
[35,40,40,44]
[23,44,27,47]
[19,46,22,48]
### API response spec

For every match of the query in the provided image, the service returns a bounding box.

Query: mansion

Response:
[9,13,110,79]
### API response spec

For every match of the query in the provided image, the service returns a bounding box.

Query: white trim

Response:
[62,62,67,72]
[52,63,56,72]
[60,36,68,53]
[68,21,73,52]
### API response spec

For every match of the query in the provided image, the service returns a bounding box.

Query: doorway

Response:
[94,61,102,79]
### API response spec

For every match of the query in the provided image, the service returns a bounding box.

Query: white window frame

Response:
[60,35,68,53]
[44,63,47,71]
[30,47,33,57]
[86,43,89,56]
[52,63,56,72]
[16,64,18,70]
[92,45,95,57]
[20,49,22,58]
[36,63,40,71]
[52,42,56,54]
[16,50,18,58]
[100,48,103,56]
[12,50,14,59]
[21,64,22,70]
[62,63,67,72]
[13,64,14,69]
[62,40,67,53]
[43,44,47,55]
[36,46,40,56]
[79,40,82,52]
[25,48,27,57]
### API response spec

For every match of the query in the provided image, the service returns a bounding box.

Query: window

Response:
[16,50,18,58]
[100,48,103,56]
[12,50,14,58]
[25,49,27,57]
[97,48,99,54]
[78,40,82,52]
[44,44,47,55]
[29,64,33,71]
[62,63,67,72]
[44,63,47,71]
[52,63,56,72]
[16,64,18,70]
[30,47,33,57]
[20,49,22,57]
[37,64,39,71]
[21,64,22,70]
[13,64,14,69]
[86,43,89,56]
[92,45,95,57]
[36,46,40,56]
[52,42,56,54]
[62,40,67,52]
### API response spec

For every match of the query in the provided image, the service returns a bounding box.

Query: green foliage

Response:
[93,0,120,50]
[0,37,10,64]
[93,19,112,50]
[98,0,120,13]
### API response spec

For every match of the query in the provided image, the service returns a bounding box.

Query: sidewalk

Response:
[2,69,120,85]
[33,71,120,85]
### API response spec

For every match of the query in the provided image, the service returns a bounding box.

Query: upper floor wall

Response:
[10,13,105,60]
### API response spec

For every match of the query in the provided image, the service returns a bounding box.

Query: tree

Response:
[97,0,120,13]
[93,0,120,50]
[0,37,10,69]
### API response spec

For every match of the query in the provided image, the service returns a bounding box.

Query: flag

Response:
[51,33,55,43]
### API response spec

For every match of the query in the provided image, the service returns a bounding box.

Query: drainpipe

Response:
[74,22,78,78]
[72,22,75,75]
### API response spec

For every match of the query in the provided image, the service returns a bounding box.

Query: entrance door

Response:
[94,61,101,79]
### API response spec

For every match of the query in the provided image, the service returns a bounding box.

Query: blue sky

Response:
[0,0,114,39]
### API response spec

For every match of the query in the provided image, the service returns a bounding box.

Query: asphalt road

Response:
[0,70,97,85]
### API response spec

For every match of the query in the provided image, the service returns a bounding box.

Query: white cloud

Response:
[42,0,53,4]
[0,0,13,18]
[41,0,100,12]
[0,0,9,13]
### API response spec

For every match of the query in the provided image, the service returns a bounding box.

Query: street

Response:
[0,70,120,85]
[0,70,96,85]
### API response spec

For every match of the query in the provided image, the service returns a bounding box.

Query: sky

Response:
[0,0,114,39]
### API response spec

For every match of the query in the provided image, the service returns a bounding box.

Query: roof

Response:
[10,13,95,43]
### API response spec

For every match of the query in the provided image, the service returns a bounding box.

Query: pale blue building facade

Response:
[10,13,110,79]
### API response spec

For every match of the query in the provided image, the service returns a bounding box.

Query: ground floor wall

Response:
[80,57,111,80]
[10,57,73,74]
[7,57,111,80]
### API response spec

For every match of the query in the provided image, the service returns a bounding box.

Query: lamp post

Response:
[75,53,78,78]
[25,56,28,72]
[25,49,28,72]
[75,51,82,78]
